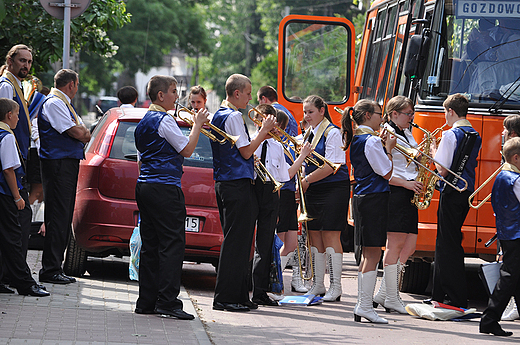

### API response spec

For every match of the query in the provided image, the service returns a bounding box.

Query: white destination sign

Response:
[457,1,520,18]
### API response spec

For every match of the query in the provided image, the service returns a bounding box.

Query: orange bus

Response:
[276,0,520,293]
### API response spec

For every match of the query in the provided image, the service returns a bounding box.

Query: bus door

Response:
[277,15,356,126]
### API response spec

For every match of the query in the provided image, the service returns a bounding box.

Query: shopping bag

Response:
[269,234,284,293]
[129,225,141,281]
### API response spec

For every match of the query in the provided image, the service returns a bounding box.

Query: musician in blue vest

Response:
[479,137,520,337]
[343,99,395,323]
[38,69,91,285]
[0,98,49,297]
[0,44,34,260]
[211,74,276,312]
[134,75,208,319]
[430,93,482,309]
[299,95,350,303]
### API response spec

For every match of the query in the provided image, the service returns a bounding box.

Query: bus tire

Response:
[400,259,431,294]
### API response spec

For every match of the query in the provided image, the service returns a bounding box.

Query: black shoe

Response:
[135,307,157,314]
[0,283,14,294]
[40,273,74,284]
[37,284,47,291]
[61,274,76,283]
[242,300,259,310]
[480,322,513,336]
[155,308,195,320]
[17,284,50,297]
[252,294,279,306]
[212,301,250,312]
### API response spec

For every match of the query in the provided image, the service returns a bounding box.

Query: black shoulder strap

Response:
[445,127,478,187]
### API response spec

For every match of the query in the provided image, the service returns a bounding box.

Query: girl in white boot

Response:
[373,96,419,314]
[341,99,396,323]
[299,95,350,302]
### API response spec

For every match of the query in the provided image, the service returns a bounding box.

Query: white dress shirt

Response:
[252,135,290,183]
[358,125,392,177]
[309,120,346,164]
[0,129,21,171]
[40,89,84,134]
[390,127,418,181]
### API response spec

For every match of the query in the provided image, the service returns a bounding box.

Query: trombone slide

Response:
[468,163,503,209]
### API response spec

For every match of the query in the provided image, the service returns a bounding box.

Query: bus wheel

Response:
[400,259,431,294]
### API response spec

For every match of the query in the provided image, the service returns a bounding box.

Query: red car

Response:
[65,107,222,276]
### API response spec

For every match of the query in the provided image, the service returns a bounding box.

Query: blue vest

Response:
[38,95,85,160]
[281,150,296,191]
[0,130,23,196]
[210,107,254,181]
[305,123,349,185]
[491,169,520,240]
[350,134,389,195]
[449,126,481,192]
[272,103,298,137]
[0,77,30,159]
[135,111,184,187]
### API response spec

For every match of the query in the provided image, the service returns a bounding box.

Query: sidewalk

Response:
[0,250,210,345]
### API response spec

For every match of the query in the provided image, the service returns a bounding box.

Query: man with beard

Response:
[0,45,34,293]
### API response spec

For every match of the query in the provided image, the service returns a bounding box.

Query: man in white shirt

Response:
[38,69,91,284]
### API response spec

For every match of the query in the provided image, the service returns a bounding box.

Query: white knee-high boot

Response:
[502,297,520,321]
[323,247,342,302]
[307,247,326,296]
[353,270,388,324]
[373,269,386,308]
[382,262,407,313]
[291,251,308,293]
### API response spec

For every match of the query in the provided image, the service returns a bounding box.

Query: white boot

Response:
[280,254,291,272]
[307,247,326,296]
[502,297,519,321]
[323,247,342,302]
[373,270,386,308]
[382,263,407,314]
[291,253,308,293]
[353,270,388,324]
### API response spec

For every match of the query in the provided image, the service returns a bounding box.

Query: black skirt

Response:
[353,192,389,247]
[277,189,298,233]
[387,185,418,234]
[305,180,349,231]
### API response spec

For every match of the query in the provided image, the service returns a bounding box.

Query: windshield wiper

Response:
[489,74,520,113]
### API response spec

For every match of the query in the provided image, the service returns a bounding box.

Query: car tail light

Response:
[209,246,221,251]
[96,120,119,157]
[89,235,126,243]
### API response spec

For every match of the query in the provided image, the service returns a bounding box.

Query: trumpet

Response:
[248,105,341,173]
[174,102,240,146]
[254,159,284,193]
[468,160,503,209]
[382,123,468,193]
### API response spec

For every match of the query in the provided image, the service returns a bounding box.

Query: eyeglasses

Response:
[373,112,382,116]
[398,111,415,117]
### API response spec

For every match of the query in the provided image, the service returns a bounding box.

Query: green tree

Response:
[0,0,131,72]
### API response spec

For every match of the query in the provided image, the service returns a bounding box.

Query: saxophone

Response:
[410,124,439,210]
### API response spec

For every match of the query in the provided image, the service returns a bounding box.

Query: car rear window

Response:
[109,121,214,169]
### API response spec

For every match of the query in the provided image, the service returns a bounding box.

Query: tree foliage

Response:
[0,0,131,72]
[108,0,212,74]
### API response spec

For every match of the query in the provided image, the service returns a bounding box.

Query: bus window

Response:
[419,0,520,106]
[388,23,406,98]
[282,21,352,104]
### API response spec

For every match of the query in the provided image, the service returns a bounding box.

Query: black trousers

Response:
[0,193,36,290]
[432,189,471,308]
[135,183,185,311]
[39,158,79,279]
[214,179,258,304]
[252,180,279,298]
[481,238,520,327]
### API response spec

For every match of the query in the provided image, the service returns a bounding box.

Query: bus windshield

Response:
[419,0,520,106]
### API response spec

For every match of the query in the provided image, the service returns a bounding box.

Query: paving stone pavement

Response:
[2,251,520,344]
[0,250,210,345]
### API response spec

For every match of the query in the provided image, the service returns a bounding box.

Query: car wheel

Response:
[64,234,87,277]
[400,259,431,294]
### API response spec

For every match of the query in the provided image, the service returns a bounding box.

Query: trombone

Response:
[254,159,284,193]
[248,105,341,173]
[174,102,240,146]
[382,123,469,192]
[468,157,504,209]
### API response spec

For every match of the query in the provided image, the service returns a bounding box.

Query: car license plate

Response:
[185,217,199,232]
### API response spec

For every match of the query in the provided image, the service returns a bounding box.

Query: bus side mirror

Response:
[403,34,431,79]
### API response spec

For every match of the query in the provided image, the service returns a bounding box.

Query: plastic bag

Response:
[129,225,141,281]
[269,234,284,293]
[406,303,477,321]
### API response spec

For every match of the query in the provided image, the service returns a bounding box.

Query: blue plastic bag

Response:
[129,225,141,281]
[269,234,284,293]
